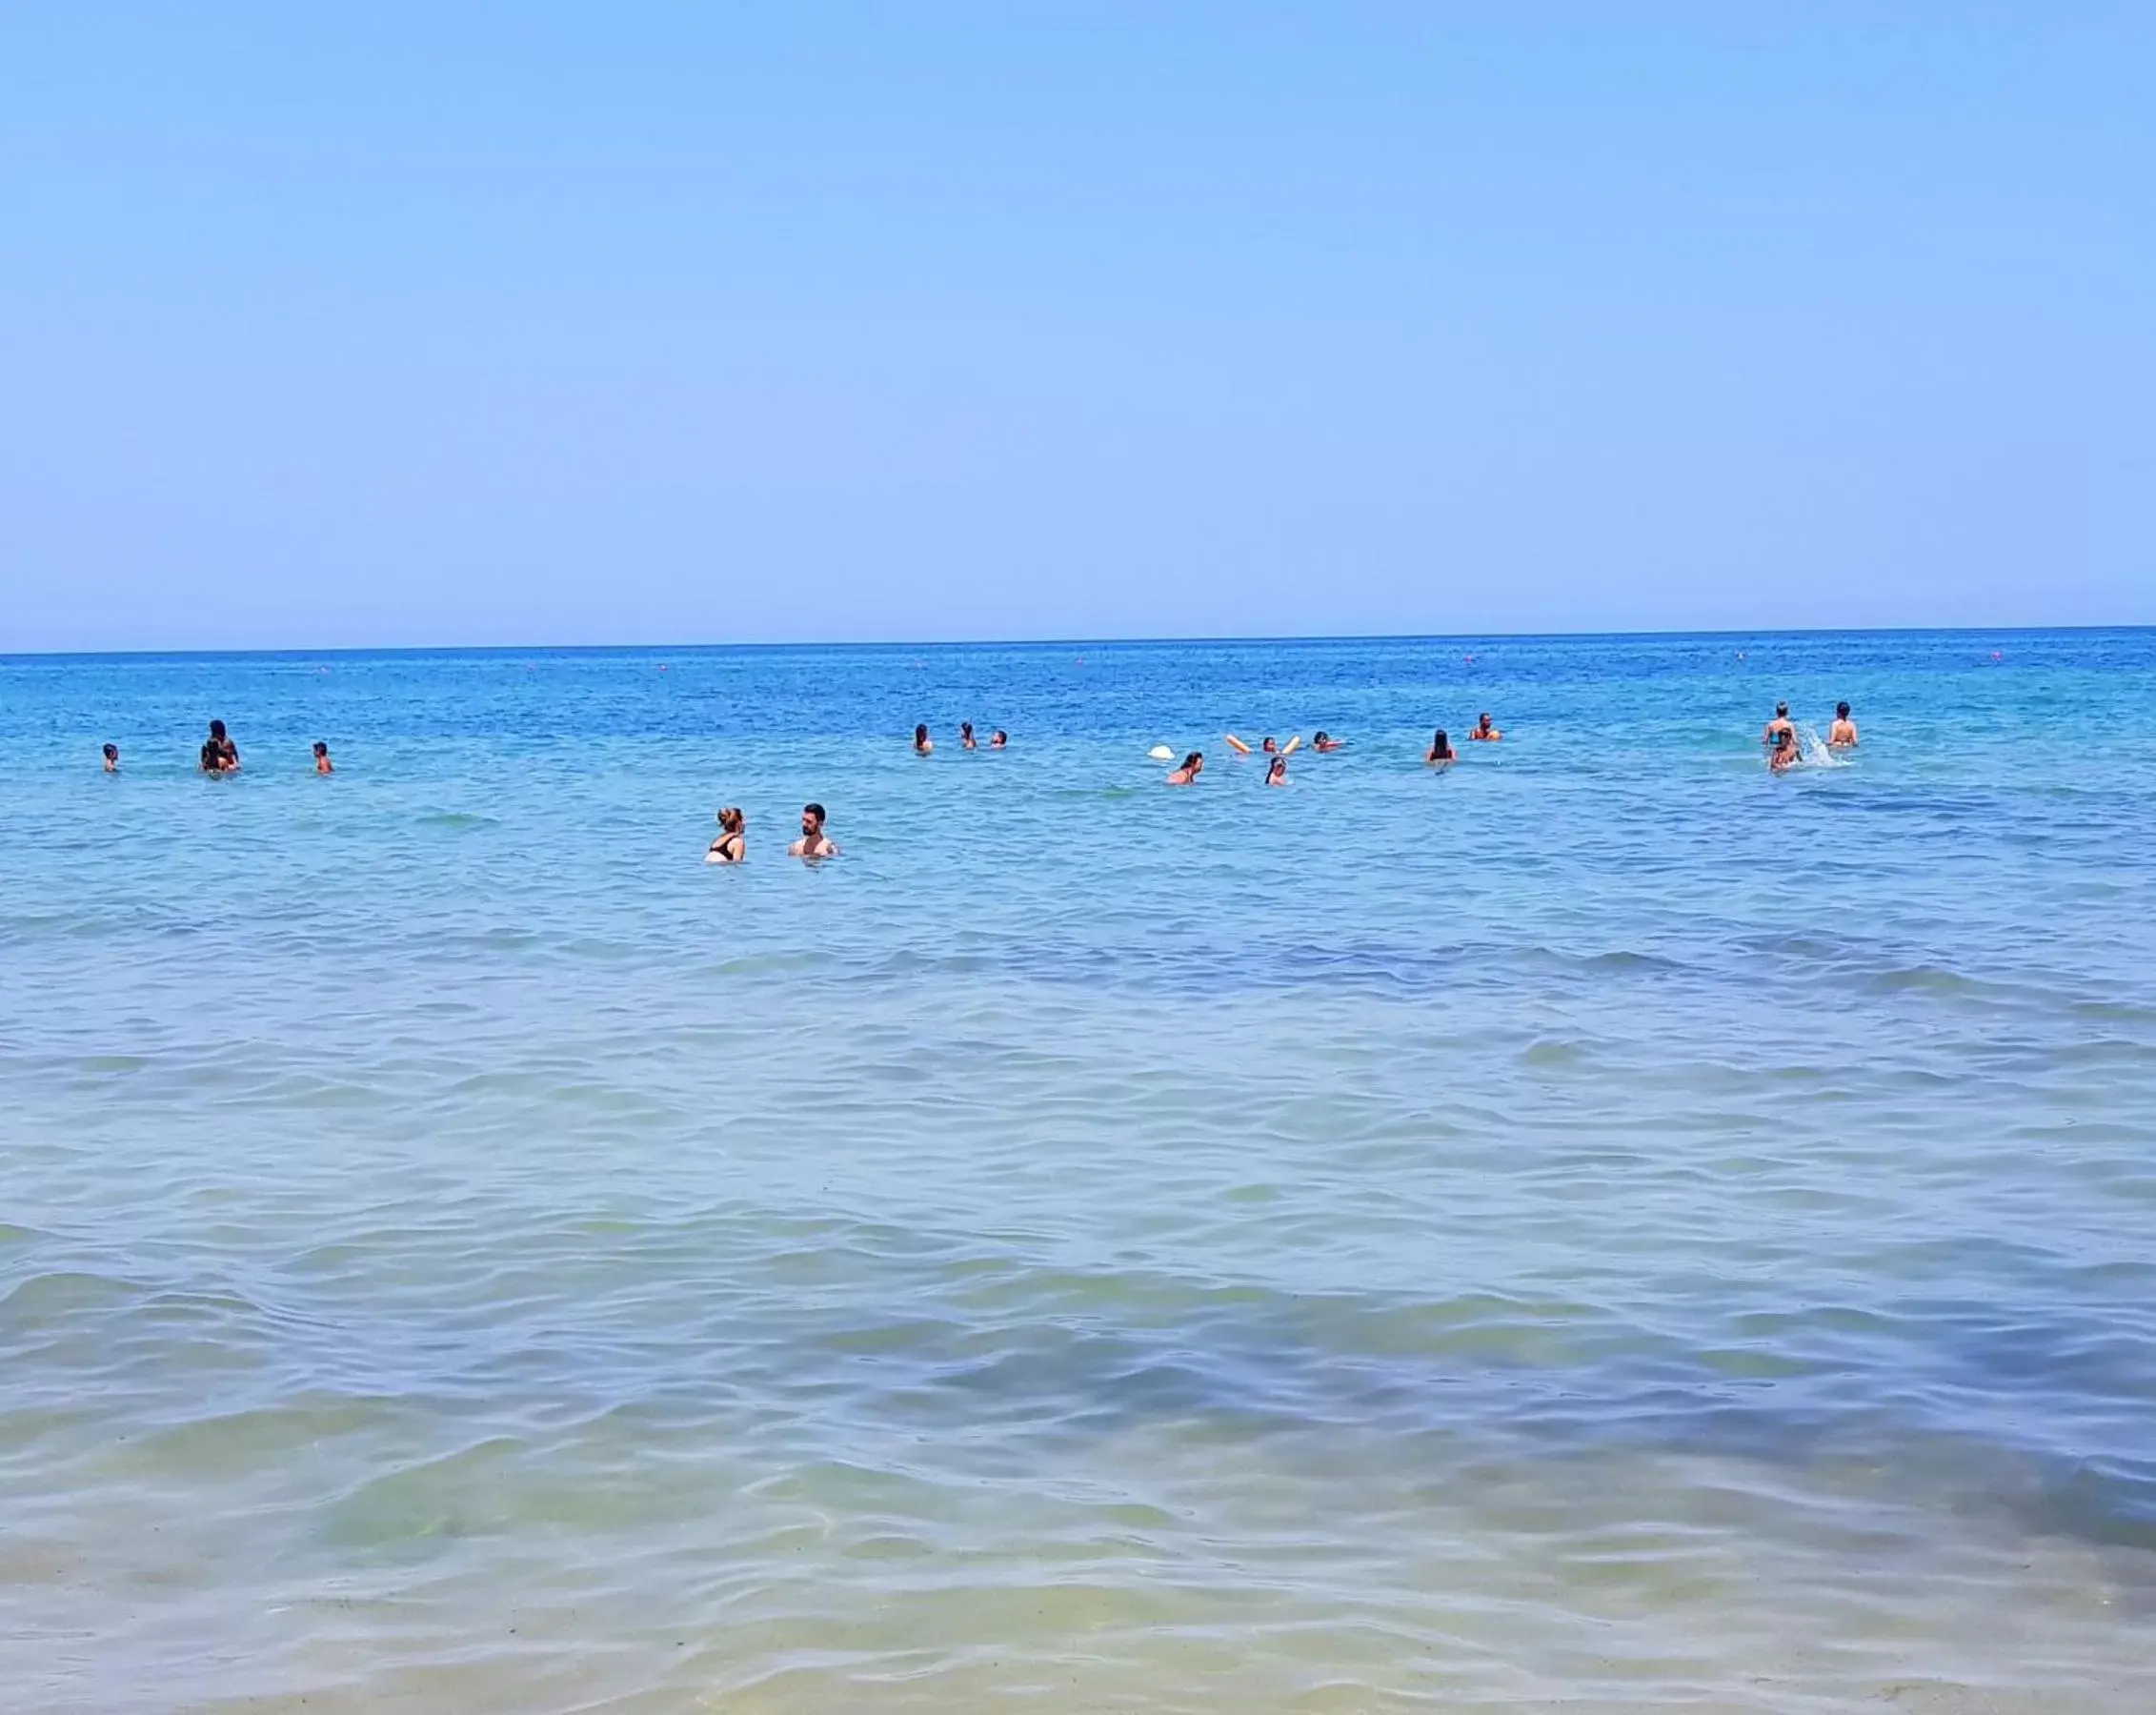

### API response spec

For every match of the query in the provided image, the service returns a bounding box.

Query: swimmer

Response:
[1827,702,1859,748]
[1260,736,1279,755]
[312,741,333,775]
[989,729,1007,749]
[201,718,239,772]
[1768,727,1801,772]
[1763,702,1794,747]
[913,724,934,756]
[1425,729,1456,766]
[960,721,977,750]
[1468,713,1501,742]
[1165,751,1203,786]
[1264,756,1288,787]
[102,743,119,773]
[707,805,746,864]
[789,802,840,858]
[1312,731,1342,752]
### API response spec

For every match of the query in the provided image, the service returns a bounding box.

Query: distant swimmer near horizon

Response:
[102,743,119,772]
[1426,729,1456,766]
[1468,714,1501,742]
[1264,756,1288,787]
[1165,751,1203,785]
[1828,702,1859,748]
[707,805,746,864]
[790,802,840,858]
[913,724,934,756]
[1769,728,1802,772]
[312,741,333,775]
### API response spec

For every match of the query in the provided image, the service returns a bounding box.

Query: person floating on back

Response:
[913,724,933,756]
[1828,702,1859,748]
[312,741,333,775]
[790,802,839,858]
[1469,713,1501,742]
[1426,729,1455,766]
[200,719,239,773]
[707,806,745,864]
[102,743,119,773]
[1165,751,1203,785]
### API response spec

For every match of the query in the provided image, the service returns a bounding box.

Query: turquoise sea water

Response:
[5,631,2156,1713]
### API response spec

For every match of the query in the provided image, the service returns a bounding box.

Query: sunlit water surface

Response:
[5,633,2155,1713]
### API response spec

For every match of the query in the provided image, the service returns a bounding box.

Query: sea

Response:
[4,630,2155,1714]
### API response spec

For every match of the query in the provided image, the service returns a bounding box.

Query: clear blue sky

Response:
[4,4,2150,652]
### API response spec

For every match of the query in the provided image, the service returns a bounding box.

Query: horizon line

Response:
[4,620,2151,664]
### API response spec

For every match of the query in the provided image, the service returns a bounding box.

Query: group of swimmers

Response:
[912,722,1007,755]
[1171,712,1504,786]
[1764,701,1859,771]
[98,721,334,775]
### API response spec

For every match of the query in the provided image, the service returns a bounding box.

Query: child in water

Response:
[1264,756,1288,786]
[102,743,119,772]
[312,741,333,774]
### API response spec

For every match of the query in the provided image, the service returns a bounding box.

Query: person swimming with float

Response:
[312,741,333,775]
[789,802,839,858]
[102,743,119,773]
[707,805,746,863]
[1264,756,1288,787]
[913,724,933,756]
[1165,751,1203,785]
[1828,702,1859,748]
[960,721,977,750]
[1468,713,1501,742]
[1426,729,1455,766]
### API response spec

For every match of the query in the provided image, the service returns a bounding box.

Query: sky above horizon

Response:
[3,4,2151,653]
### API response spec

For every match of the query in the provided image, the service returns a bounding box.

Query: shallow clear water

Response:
[5,631,2155,1713]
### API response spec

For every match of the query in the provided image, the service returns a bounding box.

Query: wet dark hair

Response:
[1837,701,1850,718]
[717,806,743,833]
[914,724,929,744]
[1267,756,1285,774]
[1181,752,1202,770]
[1314,731,1329,742]
[210,719,228,740]
[960,721,974,735]
[1775,702,1788,717]
[312,740,329,757]
[1774,727,1794,748]
[991,729,1006,742]
[1432,729,1451,754]
[102,743,118,759]
[803,802,826,822]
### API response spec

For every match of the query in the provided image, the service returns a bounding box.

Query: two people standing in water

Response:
[1763,700,1859,771]
[706,803,841,863]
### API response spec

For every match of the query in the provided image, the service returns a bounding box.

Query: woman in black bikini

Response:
[707,806,746,863]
